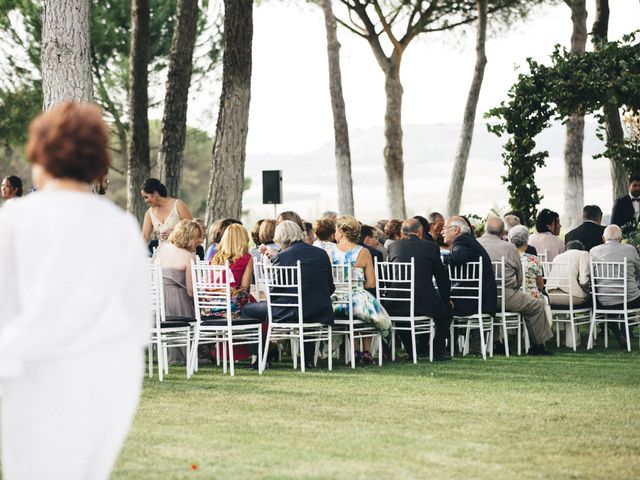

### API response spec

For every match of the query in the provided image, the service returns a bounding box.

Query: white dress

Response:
[0,190,150,480]
[149,199,180,242]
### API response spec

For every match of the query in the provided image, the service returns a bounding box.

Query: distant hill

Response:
[243,121,614,224]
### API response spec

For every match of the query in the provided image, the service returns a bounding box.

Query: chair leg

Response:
[391,325,397,361]
[299,330,306,373]
[258,327,264,375]
[478,322,487,361]
[222,340,227,375]
[604,321,609,349]
[185,331,191,379]
[291,338,298,370]
[260,327,272,372]
[625,315,631,352]
[228,331,235,377]
[411,322,417,364]
[570,320,577,352]
[328,326,332,371]
[587,315,596,350]
[428,320,434,362]
[215,342,220,367]
[378,334,383,366]
[503,320,510,357]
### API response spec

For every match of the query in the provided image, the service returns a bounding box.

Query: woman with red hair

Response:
[0,102,149,479]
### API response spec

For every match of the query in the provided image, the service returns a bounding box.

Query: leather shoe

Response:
[527,344,554,356]
[433,354,452,362]
[618,335,628,349]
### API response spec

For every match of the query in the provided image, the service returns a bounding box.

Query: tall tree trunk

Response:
[592,0,627,200]
[383,57,406,219]
[204,0,252,224]
[320,0,354,216]
[41,0,92,110]
[126,0,150,223]
[158,0,199,198]
[446,0,488,217]
[562,0,587,230]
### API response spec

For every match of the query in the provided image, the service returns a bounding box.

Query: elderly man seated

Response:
[242,220,335,368]
[589,224,640,349]
[478,216,554,355]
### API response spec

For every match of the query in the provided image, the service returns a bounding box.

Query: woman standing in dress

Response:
[332,215,391,363]
[140,178,192,244]
[0,102,149,479]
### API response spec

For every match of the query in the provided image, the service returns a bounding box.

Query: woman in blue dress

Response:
[332,215,391,362]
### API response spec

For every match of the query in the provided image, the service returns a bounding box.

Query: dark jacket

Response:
[611,195,637,233]
[564,221,605,252]
[385,236,450,317]
[446,233,497,316]
[271,241,335,325]
[359,242,383,263]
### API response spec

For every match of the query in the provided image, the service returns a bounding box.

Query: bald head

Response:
[484,215,505,236]
[401,218,423,239]
[603,224,622,242]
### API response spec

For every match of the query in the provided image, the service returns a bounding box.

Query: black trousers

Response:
[241,302,316,363]
[599,296,640,338]
[397,299,453,360]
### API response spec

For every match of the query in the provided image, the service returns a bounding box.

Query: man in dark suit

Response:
[442,216,497,317]
[611,172,640,234]
[243,220,335,368]
[564,205,605,252]
[413,215,435,242]
[386,218,453,361]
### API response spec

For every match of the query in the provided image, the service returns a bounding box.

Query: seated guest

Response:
[384,219,402,249]
[248,219,265,261]
[546,240,591,348]
[242,221,335,368]
[332,216,392,362]
[507,225,552,328]
[211,223,255,314]
[547,240,591,307]
[590,225,640,349]
[564,205,605,252]
[387,218,453,361]
[313,217,337,258]
[205,218,241,262]
[257,219,280,258]
[210,223,256,361]
[413,215,434,242]
[507,226,546,303]
[277,210,305,231]
[477,216,554,355]
[528,208,565,261]
[154,219,202,364]
[304,221,315,244]
[194,218,206,261]
[427,211,445,246]
[442,216,496,317]
[358,224,384,263]
[503,214,538,255]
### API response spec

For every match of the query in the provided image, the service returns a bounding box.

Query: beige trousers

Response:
[504,287,554,344]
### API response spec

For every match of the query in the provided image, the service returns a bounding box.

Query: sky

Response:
[189,0,640,156]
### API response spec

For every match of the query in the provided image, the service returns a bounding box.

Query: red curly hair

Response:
[27,102,110,183]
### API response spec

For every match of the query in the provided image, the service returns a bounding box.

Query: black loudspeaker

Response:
[262,170,282,204]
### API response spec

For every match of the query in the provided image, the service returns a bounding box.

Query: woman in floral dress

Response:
[332,215,391,362]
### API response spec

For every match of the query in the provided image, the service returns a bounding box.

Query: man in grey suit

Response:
[478,216,554,355]
[590,224,640,349]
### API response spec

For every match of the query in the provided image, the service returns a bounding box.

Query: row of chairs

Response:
[148,255,639,380]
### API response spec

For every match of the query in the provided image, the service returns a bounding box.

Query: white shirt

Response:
[0,190,150,378]
[545,249,591,301]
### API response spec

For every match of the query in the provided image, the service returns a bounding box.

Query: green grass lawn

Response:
[113,344,640,479]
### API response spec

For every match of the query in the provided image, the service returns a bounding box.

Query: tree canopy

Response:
[486,32,640,226]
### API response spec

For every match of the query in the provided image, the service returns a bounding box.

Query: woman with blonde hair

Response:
[210,223,256,362]
[211,223,255,314]
[154,219,203,364]
[332,215,391,363]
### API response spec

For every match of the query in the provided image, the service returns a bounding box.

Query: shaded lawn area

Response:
[114,347,640,479]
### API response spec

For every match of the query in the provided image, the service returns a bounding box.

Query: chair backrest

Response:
[537,249,548,265]
[590,258,627,310]
[191,260,233,323]
[149,260,165,329]
[448,260,483,317]
[332,263,353,321]
[542,260,575,308]
[491,257,506,315]
[263,260,303,325]
[374,257,416,318]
